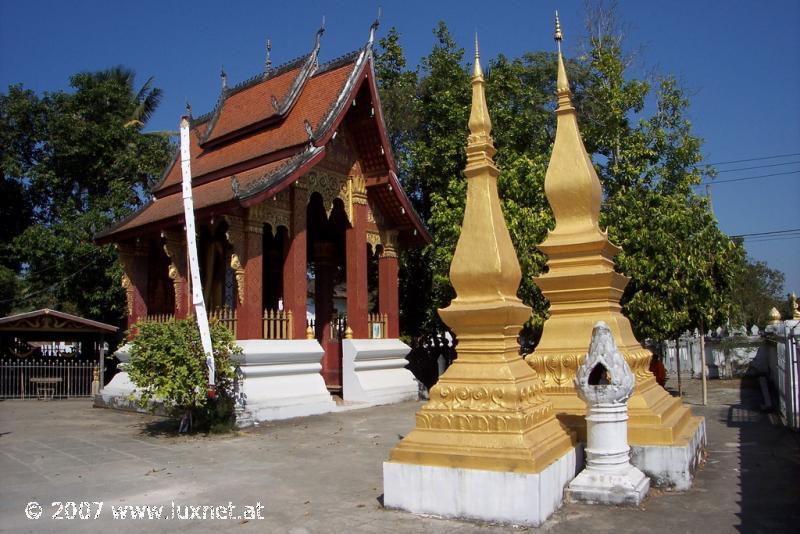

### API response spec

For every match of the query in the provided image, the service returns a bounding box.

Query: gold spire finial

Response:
[554,11,563,47]
[555,13,570,98]
[473,32,482,77]
[466,33,492,155]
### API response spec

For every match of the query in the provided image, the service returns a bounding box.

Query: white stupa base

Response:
[383,447,577,526]
[630,417,706,490]
[566,464,649,505]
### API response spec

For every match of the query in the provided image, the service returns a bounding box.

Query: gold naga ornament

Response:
[526,14,703,446]
[387,36,574,473]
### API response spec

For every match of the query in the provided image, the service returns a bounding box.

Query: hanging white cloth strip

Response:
[179,116,216,389]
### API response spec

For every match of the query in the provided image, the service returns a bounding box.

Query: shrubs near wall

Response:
[127,318,241,433]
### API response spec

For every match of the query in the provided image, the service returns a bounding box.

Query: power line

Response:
[695,170,800,186]
[731,228,800,238]
[714,161,800,173]
[698,152,800,167]
[0,255,102,306]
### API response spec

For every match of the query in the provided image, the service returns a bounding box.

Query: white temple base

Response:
[94,370,145,411]
[234,339,335,425]
[566,464,649,505]
[342,339,418,405]
[630,417,706,490]
[383,447,577,526]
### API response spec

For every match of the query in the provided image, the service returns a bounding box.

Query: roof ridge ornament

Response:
[265,38,272,73]
[220,65,227,91]
[367,7,381,48]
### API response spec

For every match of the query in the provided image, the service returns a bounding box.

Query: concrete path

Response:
[1,378,798,533]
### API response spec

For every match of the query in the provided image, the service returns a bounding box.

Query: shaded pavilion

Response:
[0,309,118,360]
[95,21,429,389]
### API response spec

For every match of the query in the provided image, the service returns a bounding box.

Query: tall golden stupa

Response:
[527,14,704,449]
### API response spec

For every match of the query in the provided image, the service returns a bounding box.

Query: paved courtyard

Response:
[1,378,798,533]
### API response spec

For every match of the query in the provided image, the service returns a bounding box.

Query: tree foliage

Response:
[0,67,173,322]
[730,258,785,328]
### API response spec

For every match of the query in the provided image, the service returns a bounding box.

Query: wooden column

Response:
[227,215,263,339]
[117,240,149,339]
[163,231,190,319]
[379,230,400,339]
[313,242,338,385]
[283,184,308,339]
[345,176,369,338]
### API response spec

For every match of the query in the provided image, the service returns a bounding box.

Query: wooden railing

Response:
[208,306,237,334]
[368,313,388,339]
[143,313,175,323]
[263,309,293,340]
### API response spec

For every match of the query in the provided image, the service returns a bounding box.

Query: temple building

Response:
[96,21,428,391]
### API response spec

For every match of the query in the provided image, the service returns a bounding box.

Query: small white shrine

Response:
[567,321,650,505]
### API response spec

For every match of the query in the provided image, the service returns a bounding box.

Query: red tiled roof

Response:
[154,62,354,195]
[102,157,298,238]
[205,66,301,143]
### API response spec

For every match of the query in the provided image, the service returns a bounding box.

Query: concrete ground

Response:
[1,377,798,533]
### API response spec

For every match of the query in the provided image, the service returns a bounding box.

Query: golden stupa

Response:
[387,36,573,473]
[526,15,703,446]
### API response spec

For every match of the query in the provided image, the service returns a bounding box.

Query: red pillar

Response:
[283,186,308,339]
[236,220,264,339]
[345,189,369,338]
[314,242,338,386]
[379,230,400,338]
[118,241,149,339]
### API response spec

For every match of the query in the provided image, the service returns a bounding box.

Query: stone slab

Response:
[383,447,578,526]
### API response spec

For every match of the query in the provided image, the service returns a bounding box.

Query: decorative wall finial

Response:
[265,38,272,73]
[185,100,192,118]
[220,65,227,90]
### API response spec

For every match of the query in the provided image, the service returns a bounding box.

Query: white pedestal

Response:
[630,417,707,490]
[94,343,145,412]
[383,447,577,527]
[342,339,418,405]
[567,464,649,505]
[234,339,335,423]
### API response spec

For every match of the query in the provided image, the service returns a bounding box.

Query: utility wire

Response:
[714,161,800,173]
[697,152,800,167]
[694,170,800,186]
[0,255,102,306]
[731,228,800,238]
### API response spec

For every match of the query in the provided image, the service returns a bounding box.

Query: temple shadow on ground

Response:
[729,377,800,533]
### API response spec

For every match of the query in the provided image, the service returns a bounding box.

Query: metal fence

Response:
[0,359,97,399]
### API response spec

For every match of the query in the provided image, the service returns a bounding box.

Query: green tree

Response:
[0,68,173,322]
[730,258,785,328]
[584,27,745,342]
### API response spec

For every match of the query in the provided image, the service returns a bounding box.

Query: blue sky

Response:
[1,0,798,297]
